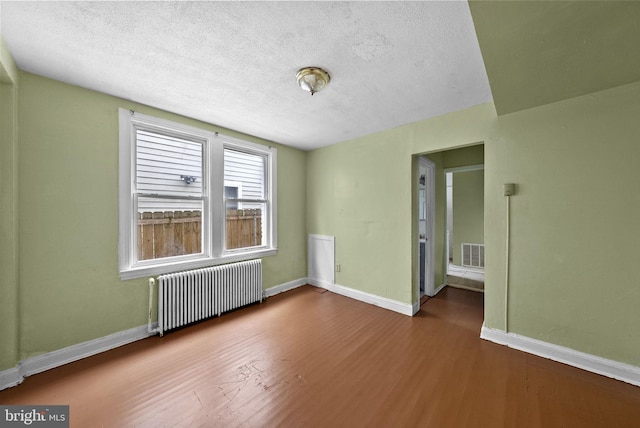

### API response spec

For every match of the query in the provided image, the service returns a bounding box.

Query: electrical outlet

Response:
[336,264,341,272]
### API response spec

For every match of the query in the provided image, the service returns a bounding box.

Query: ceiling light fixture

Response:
[296,67,331,96]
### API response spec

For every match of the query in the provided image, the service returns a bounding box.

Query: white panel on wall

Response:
[308,234,335,285]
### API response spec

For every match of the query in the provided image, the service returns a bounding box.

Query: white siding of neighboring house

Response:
[223,148,265,210]
[136,131,265,212]
[136,130,203,212]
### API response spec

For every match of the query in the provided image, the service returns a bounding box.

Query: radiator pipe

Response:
[505,195,510,332]
[504,183,515,332]
[148,277,160,335]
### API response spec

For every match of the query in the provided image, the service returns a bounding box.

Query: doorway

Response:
[415,144,485,306]
[445,165,485,292]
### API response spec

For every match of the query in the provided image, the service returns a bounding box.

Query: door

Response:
[418,156,436,297]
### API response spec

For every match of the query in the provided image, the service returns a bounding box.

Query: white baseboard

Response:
[264,277,306,298]
[21,324,156,377]
[412,301,420,315]
[0,276,312,391]
[429,282,446,297]
[1,324,155,391]
[0,366,22,390]
[480,324,640,387]
[308,277,415,316]
[306,277,333,290]
[1,278,420,391]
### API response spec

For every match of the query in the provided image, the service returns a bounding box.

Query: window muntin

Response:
[119,109,277,279]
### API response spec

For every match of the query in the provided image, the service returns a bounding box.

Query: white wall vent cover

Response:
[462,243,485,268]
[308,235,335,286]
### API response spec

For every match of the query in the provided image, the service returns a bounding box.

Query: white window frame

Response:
[119,109,277,280]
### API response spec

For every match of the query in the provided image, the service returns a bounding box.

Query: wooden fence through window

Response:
[137,209,262,260]
[225,209,263,250]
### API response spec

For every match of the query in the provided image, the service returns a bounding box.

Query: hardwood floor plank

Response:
[1,286,639,427]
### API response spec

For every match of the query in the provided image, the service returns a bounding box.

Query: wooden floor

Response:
[2,286,640,427]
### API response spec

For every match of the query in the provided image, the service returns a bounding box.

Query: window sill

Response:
[120,248,277,281]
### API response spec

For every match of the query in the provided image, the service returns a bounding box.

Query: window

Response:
[224,149,266,250]
[119,109,277,279]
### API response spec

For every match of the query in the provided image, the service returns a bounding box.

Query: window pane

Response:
[223,149,265,200]
[225,202,265,250]
[136,130,203,197]
[224,186,238,210]
[137,197,203,260]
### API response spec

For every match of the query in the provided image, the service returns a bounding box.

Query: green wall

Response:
[3,32,640,377]
[452,169,484,266]
[443,144,484,170]
[0,35,20,372]
[0,36,19,83]
[13,72,307,363]
[307,128,414,304]
[470,0,640,116]
[307,80,640,367]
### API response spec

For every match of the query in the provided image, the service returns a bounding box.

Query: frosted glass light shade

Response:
[296,67,330,95]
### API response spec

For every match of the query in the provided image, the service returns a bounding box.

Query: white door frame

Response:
[417,156,436,297]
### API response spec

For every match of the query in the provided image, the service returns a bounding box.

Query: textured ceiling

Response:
[470,0,640,116]
[0,1,492,150]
